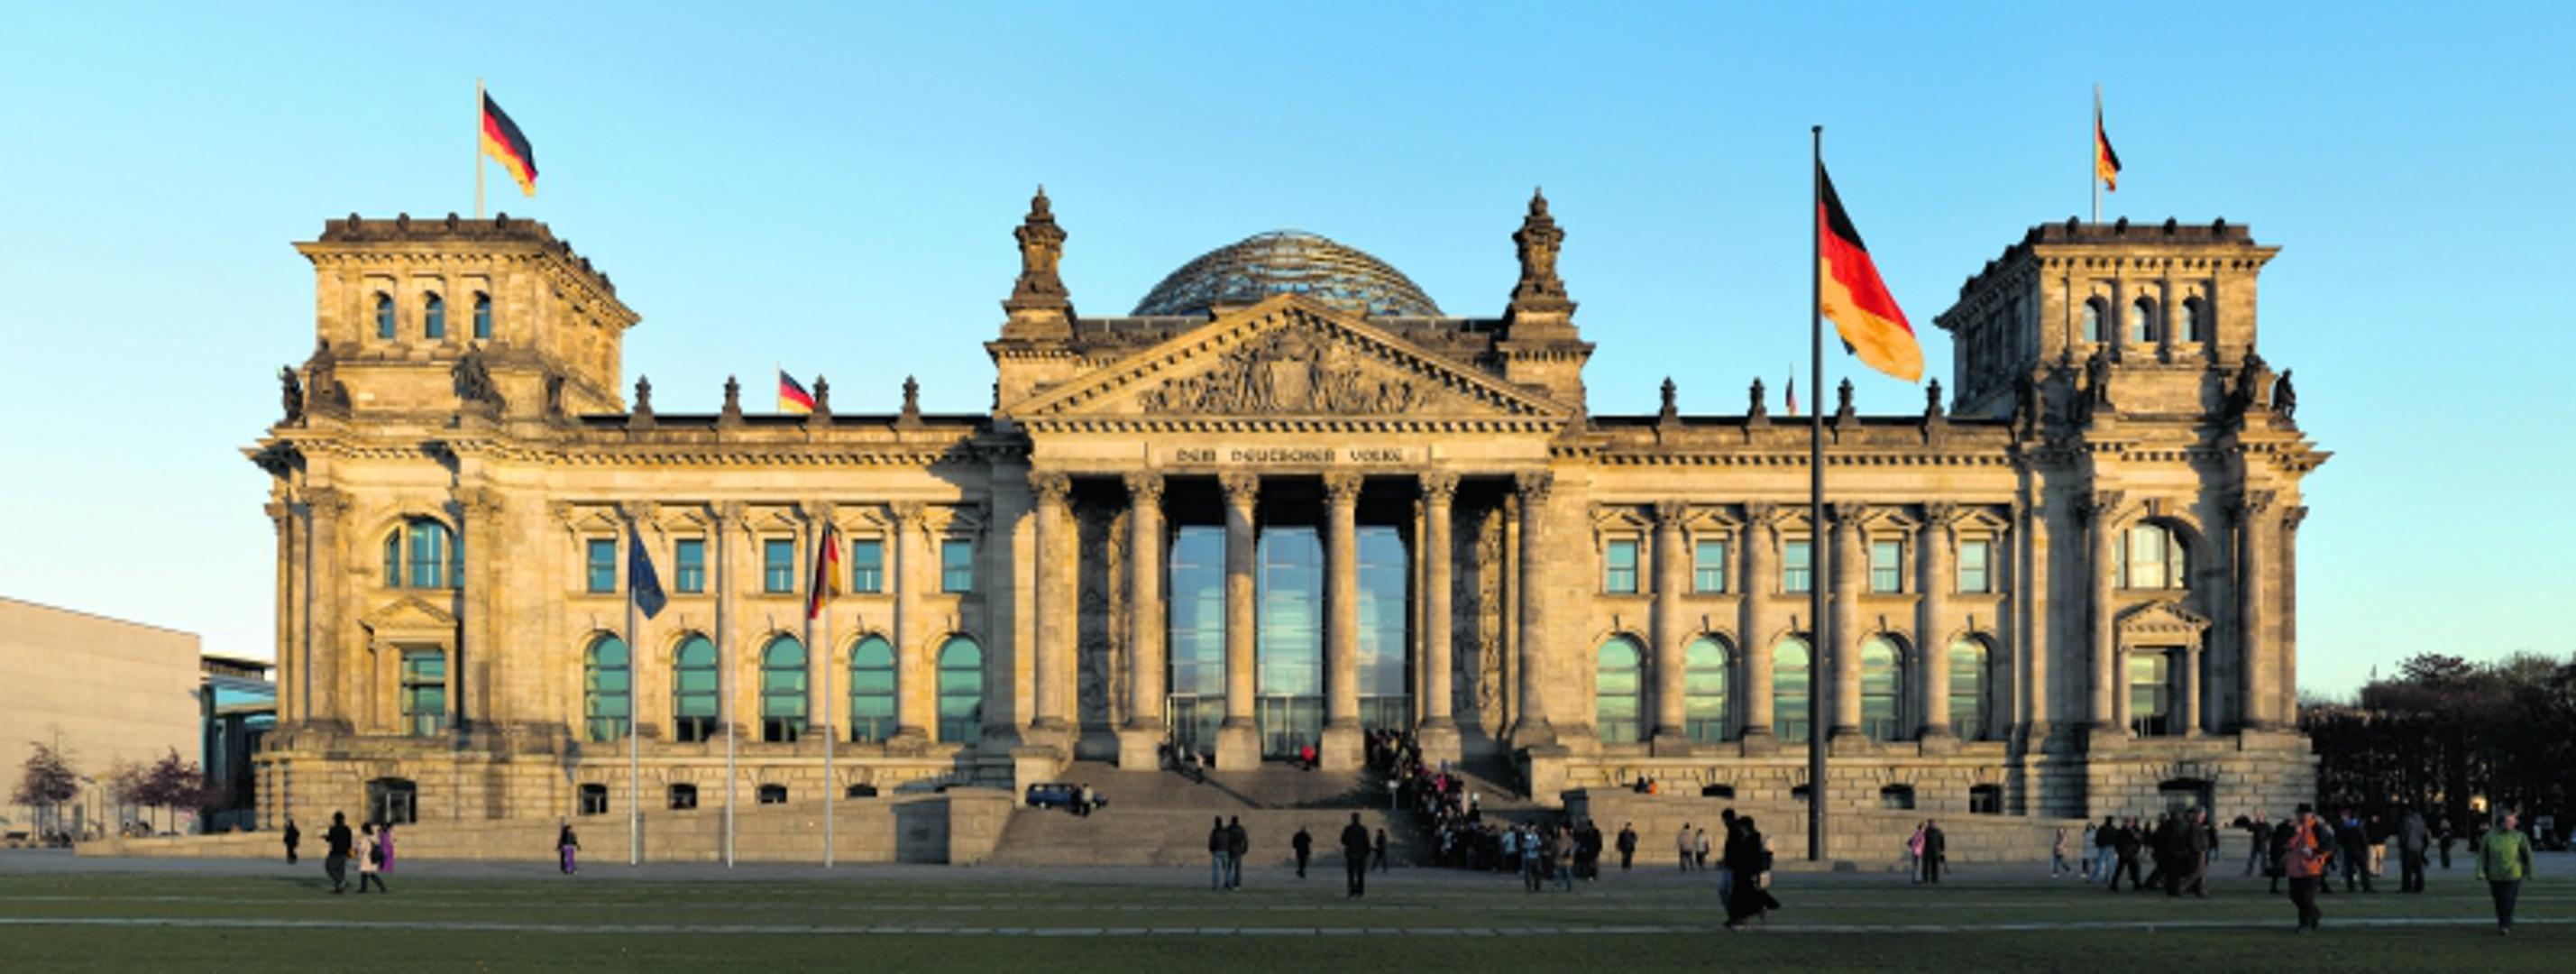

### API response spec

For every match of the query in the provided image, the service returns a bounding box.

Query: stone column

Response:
[1030,473,1073,735]
[1509,472,1556,747]
[2082,491,2122,737]
[1739,504,1775,744]
[1319,473,1365,770]
[2017,500,2050,744]
[1117,472,1166,768]
[303,488,347,731]
[891,501,931,742]
[1416,473,1462,764]
[1650,500,1689,748]
[464,489,509,734]
[2182,644,2205,737]
[714,501,742,740]
[1215,473,1261,769]
[1918,504,1956,740]
[267,501,298,726]
[2234,490,2278,731]
[1828,503,1866,742]
[2278,504,2307,731]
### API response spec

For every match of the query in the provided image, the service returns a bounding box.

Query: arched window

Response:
[761,636,807,743]
[584,635,630,743]
[374,292,396,339]
[936,637,983,743]
[2181,296,2205,343]
[848,636,895,743]
[1683,636,1730,742]
[1774,636,1811,744]
[2118,522,2191,590]
[2128,297,2158,344]
[2081,298,2107,344]
[472,292,492,340]
[1594,637,1644,744]
[399,650,445,737]
[1860,636,1906,741]
[383,519,459,589]
[1948,638,1992,740]
[423,293,445,340]
[672,635,717,743]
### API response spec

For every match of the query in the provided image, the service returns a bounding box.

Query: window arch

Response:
[672,635,717,742]
[848,635,895,743]
[423,293,445,340]
[382,519,458,589]
[2127,297,2158,344]
[1774,636,1811,744]
[2081,297,2108,343]
[761,636,808,742]
[936,637,983,742]
[1860,635,1906,741]
[2180,296,2206,343]
[374,292,396,339]
[584,635,630,743]
[1948,637,1992,740]
[1594,636,1644,744]
[2118,522,2192,590]
[1683,635,1730,742]
[472,292,492,340]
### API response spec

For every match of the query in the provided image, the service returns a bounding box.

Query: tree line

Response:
[13,736,228,841]
[2302,651,2576,834]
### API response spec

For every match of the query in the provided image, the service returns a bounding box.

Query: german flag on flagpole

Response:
[1817,163,1923,383]
[807,523,841,620]
[2095,89,2122,192]
[481,92,538,197]
[778,369,815,414]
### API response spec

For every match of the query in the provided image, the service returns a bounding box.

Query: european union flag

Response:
[628,535,668,620]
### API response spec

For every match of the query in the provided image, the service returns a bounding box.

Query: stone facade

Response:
[248,196,2324,852]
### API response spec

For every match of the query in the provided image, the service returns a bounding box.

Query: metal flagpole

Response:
[627,518,641,867]
[721,512,736,867]
[1808,124,1829,863]
[2091,85,2101,225]
[474,78,486,220]
[822,525,836,868]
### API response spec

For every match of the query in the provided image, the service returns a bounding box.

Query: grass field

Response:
[0,855,2563,971]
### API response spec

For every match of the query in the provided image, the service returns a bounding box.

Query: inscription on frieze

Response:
[1159,445,1427,467]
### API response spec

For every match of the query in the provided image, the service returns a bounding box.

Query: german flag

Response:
[807,523,841,620]
[778,370,815,414]
[1817,164,1922,383]
[481,93,537,197]
[2095,98,2122,192]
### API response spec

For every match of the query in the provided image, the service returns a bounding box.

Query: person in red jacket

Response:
[2282,804,2335,933]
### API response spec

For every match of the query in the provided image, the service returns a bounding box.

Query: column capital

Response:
[302,486,350,519]
[1920,501,1958,528]
[1741,501,1777,528]
[797,500,834,525]
[712,500,748,528]
[1418,470,1460,506]
[1030,471,1073,508]
[2232,488,2278,523]
[2079,489,2126,527]
[1323,472,1364,506]
[1653,500,1690,528]
[889,500,928,531]
[1123,470,1165,507]
[619,501,660,525]
[1220,472,1260,510]
[1514,470,1554,503]
[1829,501,1871,530]
[2282,504,2309,533]
[264,500,293,523]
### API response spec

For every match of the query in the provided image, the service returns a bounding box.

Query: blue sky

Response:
[2,2,2569,696]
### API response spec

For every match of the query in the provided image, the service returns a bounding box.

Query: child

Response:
[356,823,389,893]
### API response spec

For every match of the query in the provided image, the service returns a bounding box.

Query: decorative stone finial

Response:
[1835,378,1856,418]
[1005,185,1071,312]
[808,374,833,426]
[720,374,744,426]
[1748,377,1768,420]
[1508,188,1573,314]
[1656,376,1679,427]
[1925,379,1945,419]
[628,375,655,430]
[896,374,924,430]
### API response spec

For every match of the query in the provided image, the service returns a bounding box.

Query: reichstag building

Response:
[250,191,2324,850]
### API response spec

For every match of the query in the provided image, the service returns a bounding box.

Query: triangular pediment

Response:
[361,595,460,642]
[1011,295,1570,426]
[2117,600,2211,637]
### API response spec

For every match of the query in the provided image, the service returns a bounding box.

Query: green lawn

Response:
[0,863,2562,972]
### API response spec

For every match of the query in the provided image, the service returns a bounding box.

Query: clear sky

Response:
[2,3,2568,698]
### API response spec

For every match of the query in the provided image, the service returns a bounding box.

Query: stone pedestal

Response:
[1008,746,1066,803]
[1649,730,1694,757]
[1415,720,1463,767]
[1214,720,1261,770]
[1116,726,1162,770]
[1738,727,1779,757]
[1319,720,1363,771]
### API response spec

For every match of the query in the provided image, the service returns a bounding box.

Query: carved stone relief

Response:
[1465,500,1508,737]
[1133,317,1462,416]
[1075,501,1130,732]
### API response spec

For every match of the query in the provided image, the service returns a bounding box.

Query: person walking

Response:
[2052,826,2071,878]
[1694,827,1711,873]
[1076,783,1094,818]
[1716,809,1741,904]
[2093,816,2118,886]
[322,812,353,894]
[1554,825,1576,892]
[1292,825,1314,879]
[2336,809,2373,892]
[1522,826,1545,893]
[1341,813,1371,899]
[2169,809,2210,897]
[2141,813,2175,893]
[2436,816,2455,870]
[2243,813,2271,877]
[1677,823,1695,873]
[1921,821,1947,885]
[282,818,300,865]
[378,822,396,873]
[1907,822,1927,882]
[2267,813,2292,895]
[2397,809,2431,893]
[1225,816,1249,889]
[1722,815,1780,929]
[2474,812,2535,935]
[354,823,389,894]
[1207,816,1229,891]
[1371,828,1390,873]
[1616,822,1637,871]
[2283,804,2333,933]
[557,821,580,875]
[2108,817,2146,893]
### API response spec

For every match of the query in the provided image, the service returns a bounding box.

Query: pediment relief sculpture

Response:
[2116,599,2211,637]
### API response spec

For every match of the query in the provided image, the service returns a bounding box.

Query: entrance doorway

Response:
[1258,695,1324,757]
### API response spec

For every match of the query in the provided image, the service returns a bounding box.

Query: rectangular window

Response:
[941,539,975,593]
[763,538,795,594]
[400,650,446,737]
[577,784,609,816]
[674,539,706,594]
[850,538,885,593]
[2129,651,2173,737]
[1693,538,1728,593]
[1603,539,1638,593]
[585,538,616,594]
[1783,539,1812,593]
[1870,539,1903,593]
[1957,539,1992,594]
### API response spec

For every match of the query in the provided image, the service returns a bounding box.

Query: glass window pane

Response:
[1604,539,1637,593]
[1694,539,1728,593]
[472,294,492,340]
[1774,638,1811,743]
[1595,638,1642,743]
[1684,637,1728,742]
[941,540,974,593]
[587,538,616,593]
[1861,637,1903,741]
[1783,539,1811,593]
[674,539,705,593]
[1957,540,1990,593]
[851,539,884,593]
[938,638,983,741]
[1948,639,1987,740]
[1870,540,1902,593]
[765,538,795,593]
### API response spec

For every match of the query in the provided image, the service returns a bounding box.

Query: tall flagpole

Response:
[474,78,486,220]
[822,524,836,868]
[626,519,641,867]
[720,512,737,867]
[2091,85,2101,225]
[1808,124,1829,863]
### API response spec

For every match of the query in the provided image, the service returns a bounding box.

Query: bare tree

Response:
[13,737,79,840]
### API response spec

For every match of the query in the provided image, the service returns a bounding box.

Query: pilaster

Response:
[1319,471,1364,771]
[1648,499,1689,749]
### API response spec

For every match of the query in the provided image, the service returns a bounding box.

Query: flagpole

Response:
[822,525,836,868]
[2091,85,2101,225]
[720,514,736,868]
[475,78,486,220]
[626,519,641,868]
[1808,124,1829,863]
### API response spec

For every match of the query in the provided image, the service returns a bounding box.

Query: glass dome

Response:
[1132,230,1441,317]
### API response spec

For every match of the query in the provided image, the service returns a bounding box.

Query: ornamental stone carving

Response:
[1515,471,1554,503]
[1123,471,1165,507]
[1132,318,1457,416]
[1006,187,1070,311]
[1653,500,1690,526]
[1322,472,1363,506]
[1510,188,1572,312]
[1030,471,1073,506]
[1418,471,1460,505]
[1219,473,1260,510]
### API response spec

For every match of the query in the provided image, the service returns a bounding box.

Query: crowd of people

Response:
[281,812,399,894]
